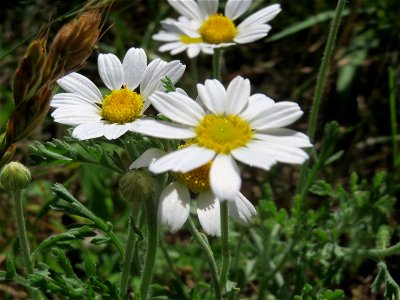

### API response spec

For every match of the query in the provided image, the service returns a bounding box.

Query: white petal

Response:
[167,0,205,21]
[141,59,185,100]
[103,123,131,140]
[150,91,204,126]
[248,101,303,130]
[131,119,196,139]
[198,0,218,16]
[159,42,184,52]
[166,19,201,38]
[140,59,167,99]
[123,48,147,91]
[149,145,216,174]
[197,190,221,236]
[153,31,180,42]
[187,45,201,58]
[158,181,191,233]
[225,0,252,20]
[72,122,106,140]
[234,24,271,44]
[161,60,186,85]
[197,79,227,114]
[98,53,124,90]
[209,154,241,201]
[255,129,312,147]
[231,146,276,171]
[237,4,281,29]
[57,73,102,103]
[170,45,188,55]
[51,106,101,126]
[240,93,275,121]
[229,192,256,224]
[129,148,166,169]
[51,93,99,109]
[249,140,309,164]
[226,76,250,114]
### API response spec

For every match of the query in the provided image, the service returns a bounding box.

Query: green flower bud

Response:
[0,161,31,191]
[119,170,155,202]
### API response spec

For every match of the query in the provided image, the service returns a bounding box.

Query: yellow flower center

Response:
[199,14,237,44]
[175,161,212,194]
[180,35,203,44]
[195,115,253,154]
[101,86,143,124]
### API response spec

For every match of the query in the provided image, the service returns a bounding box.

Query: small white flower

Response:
[153,17,214,58]
[51,47,185,140]
[133,76,312,201]
[165,0,281,47]
[130,148,256,236]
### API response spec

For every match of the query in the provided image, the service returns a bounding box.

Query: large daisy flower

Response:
[130,148,256,236]
[165,0,281,47]
[51,47,185,140]
[153,17,214,58]
[133,76,312,201]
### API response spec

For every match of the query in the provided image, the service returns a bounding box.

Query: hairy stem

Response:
[119,202,139,299]
[219,201,230,294]
[139,197,158,299]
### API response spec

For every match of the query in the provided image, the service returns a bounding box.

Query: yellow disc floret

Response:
[180,35,203,44]
[199,14,237,44]
[176,161,212,194]
[101,86,143,124]
[195,115,253,154]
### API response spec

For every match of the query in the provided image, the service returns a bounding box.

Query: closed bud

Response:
[0,161,31,191]
[119,170,155,202]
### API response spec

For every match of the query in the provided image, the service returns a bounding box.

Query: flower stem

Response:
[138,197,158,300]
[13,190,40,300]
[187,217,222,300]
[119,202,139,299]
[213,48,222,80]
[219,201,230,294]
[307,0,346,142]
[297,0,346,198]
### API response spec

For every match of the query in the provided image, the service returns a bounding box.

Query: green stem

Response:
[307,0,346,142]
[187,217,222,300]
[13,191,33,274]
[119,202,139,299]
[389,66,399,168]
[296,0,346,201]
[159,237,182,282]
[13,190,41,300]
[340,242,400,260]
[139,197,158,300]
[213,48,222,80]
[219,201,230,294]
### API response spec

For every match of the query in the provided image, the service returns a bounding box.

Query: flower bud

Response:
[0,161,31,191]
[119,170,155,202]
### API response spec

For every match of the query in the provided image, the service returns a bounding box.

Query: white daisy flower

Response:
[130,147,256,236]
[165,0,281,47]
[50,47,185,140]
[153,17,214,58]
[133,76,312,201]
